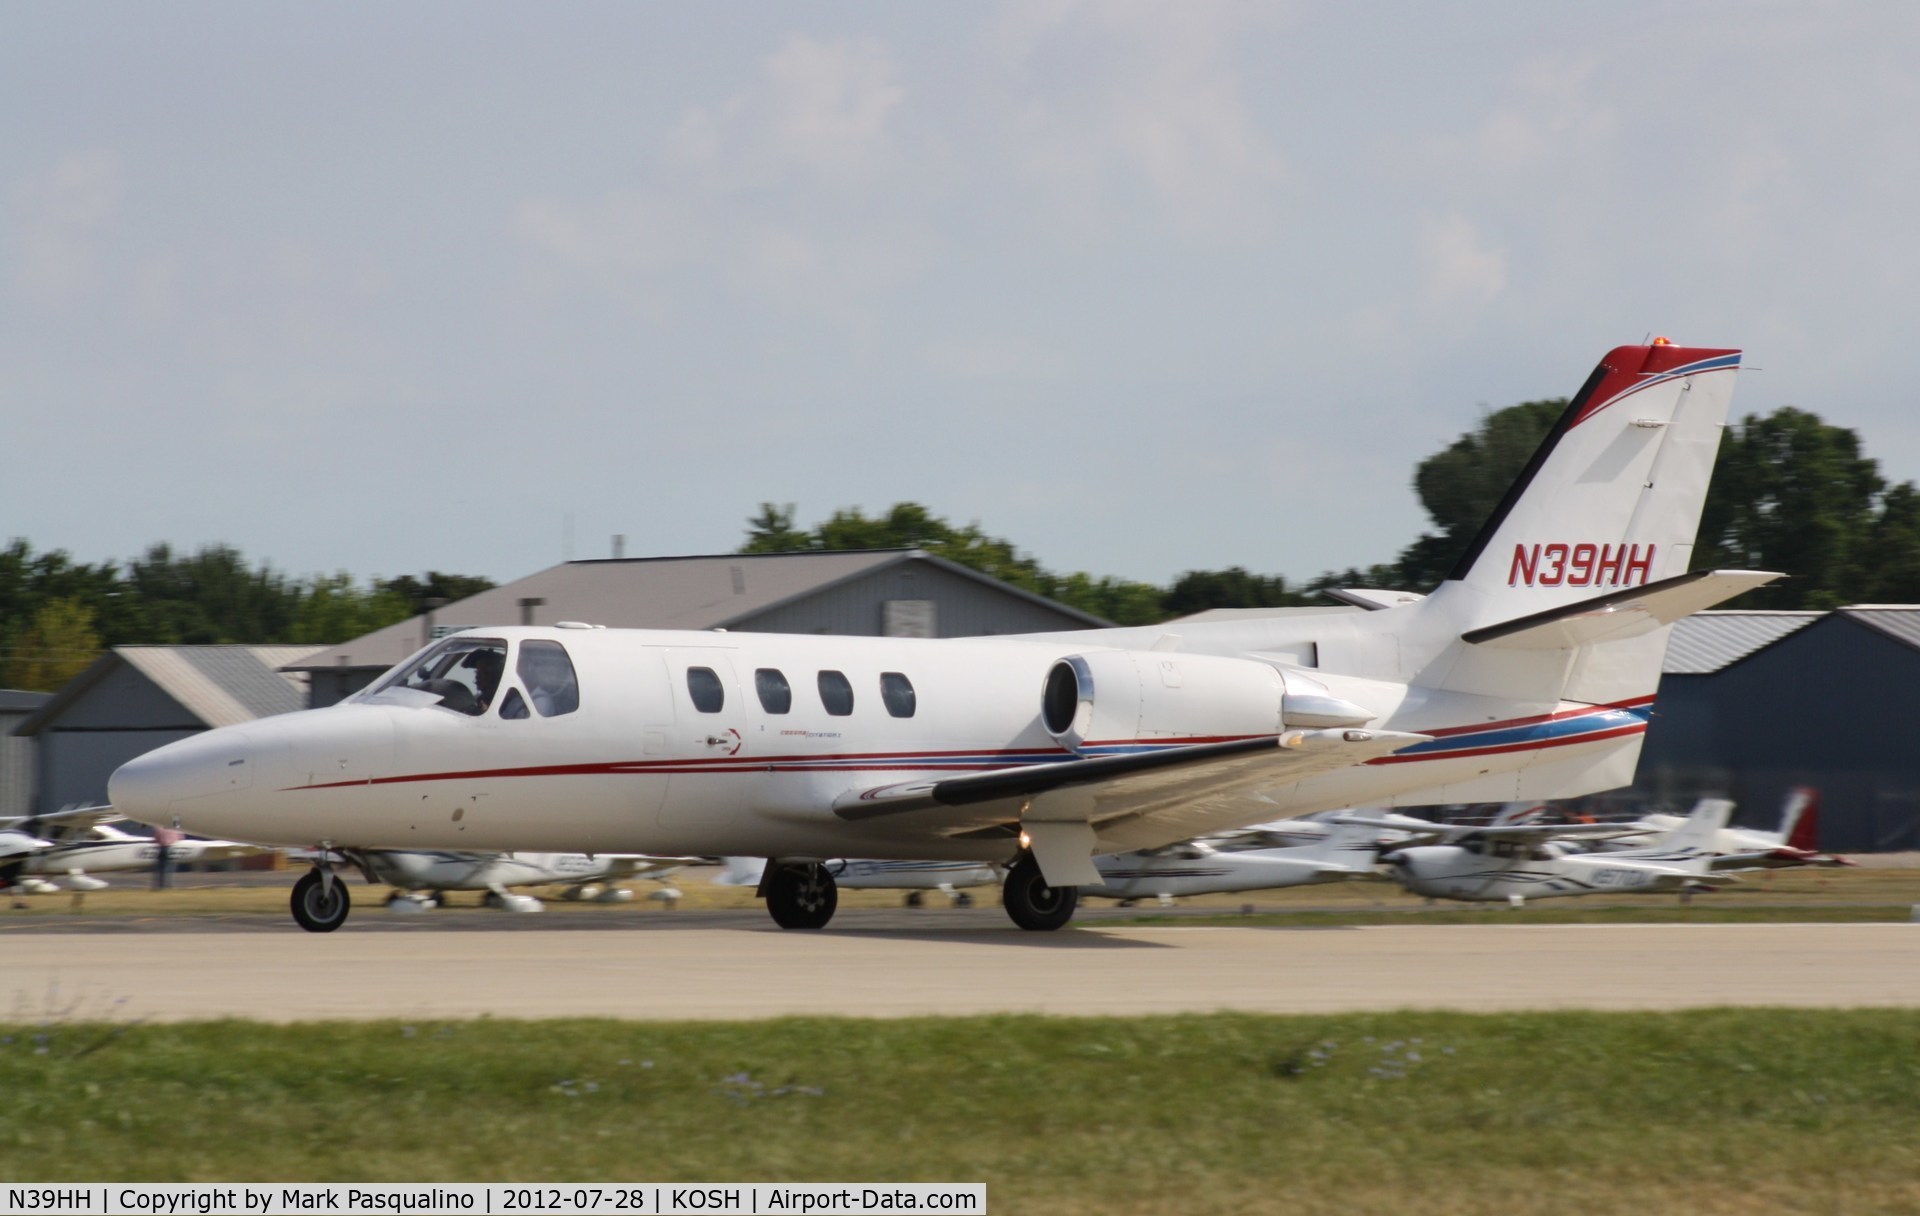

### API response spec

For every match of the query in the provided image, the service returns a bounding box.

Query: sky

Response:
[4,2,1917,591]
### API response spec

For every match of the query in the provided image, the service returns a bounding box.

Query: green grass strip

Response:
[4,1010,1920,1215]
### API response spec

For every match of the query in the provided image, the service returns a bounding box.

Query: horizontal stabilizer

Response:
[1461,570,1782,651]
[1324,588,1427,611]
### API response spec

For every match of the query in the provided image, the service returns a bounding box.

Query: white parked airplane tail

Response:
[1639,798,1735,873]
[1406,341,1777,707]
[1303,820,1389,868]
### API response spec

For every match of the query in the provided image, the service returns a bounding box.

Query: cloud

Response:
[515,189,708,275]
[1420,214,1507,310]
[1441,54,1618,182]
[994,0,1288,241]
[670,34,905,187]
[7,149,125,307]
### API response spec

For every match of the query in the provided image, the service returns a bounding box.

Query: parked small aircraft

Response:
[1378,799,1745,903]
[1605,787,1852,868]
[1,807,264,892]
[333,849,696,916]
[1082,820,1385,903]
[716,856,1002,907]
[109,341,1776,932]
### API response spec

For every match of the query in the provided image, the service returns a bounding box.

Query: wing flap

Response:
[834,729,1430,851]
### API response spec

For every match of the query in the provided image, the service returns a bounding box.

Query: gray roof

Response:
[1836,606,1920,651]
[288,549,1109,672]
[1662,611,1822,675]
[0,690,52,713]
[16,645,323,735]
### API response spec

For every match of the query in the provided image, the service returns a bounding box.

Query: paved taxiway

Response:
[5,918,1917,1021]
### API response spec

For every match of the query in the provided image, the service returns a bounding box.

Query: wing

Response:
[1337,816,1641,845]
[1,804,120,846]
[834,728,1430,853]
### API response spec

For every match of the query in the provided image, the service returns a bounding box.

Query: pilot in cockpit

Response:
[464,647,505,713]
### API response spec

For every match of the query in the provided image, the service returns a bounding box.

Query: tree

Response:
[377,572,497,617]
[1393,400,1566,589]
[4,597,102,691]
[291,574,416,645]
[1694,407,1886,609]
[736,502,1167,625]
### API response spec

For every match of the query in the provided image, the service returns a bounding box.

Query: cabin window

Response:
[755,668,792,714]
[366,636,508,717]
[687,667,725,713]
[517,640,580,717]
[879,672,916,718]
[817,670,854,716]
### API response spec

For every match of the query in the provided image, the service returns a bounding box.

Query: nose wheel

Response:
[764,862,837,930]
[1001,854,1077,931]
[291,867,352,933]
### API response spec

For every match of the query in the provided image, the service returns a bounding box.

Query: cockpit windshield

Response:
[364,637,509,716]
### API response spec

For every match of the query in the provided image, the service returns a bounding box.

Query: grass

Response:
[3,1010,1920,1214]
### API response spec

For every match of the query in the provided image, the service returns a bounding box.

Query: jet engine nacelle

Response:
[1038,650,1370,754]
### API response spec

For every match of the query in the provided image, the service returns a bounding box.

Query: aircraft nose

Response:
[109,729,254,828]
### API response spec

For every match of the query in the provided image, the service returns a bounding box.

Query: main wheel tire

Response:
[766,863,838,930]
[291,869,351,933]
[1002,855,1077,931]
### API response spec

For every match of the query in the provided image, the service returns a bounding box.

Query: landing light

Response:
[1019,830,1032,850]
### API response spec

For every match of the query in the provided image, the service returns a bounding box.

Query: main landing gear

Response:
[764,861,838,930]
[291,866,351,933]
[1001,853,1077,931]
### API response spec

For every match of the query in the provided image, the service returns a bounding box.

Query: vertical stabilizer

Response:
[1662,798,1734,859]
[1417,342,1741,706]
[1781,788,1819,852]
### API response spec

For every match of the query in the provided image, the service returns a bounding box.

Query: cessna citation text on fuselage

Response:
[110,341,1777,932]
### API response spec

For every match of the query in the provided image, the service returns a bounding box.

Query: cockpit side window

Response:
[517,640,581,717]
[366,637,508,716]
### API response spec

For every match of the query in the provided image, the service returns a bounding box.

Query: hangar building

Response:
[13,646,320,814]
[1,689,51,818]
[1637,607,1920,852]
[288,549,1109,707]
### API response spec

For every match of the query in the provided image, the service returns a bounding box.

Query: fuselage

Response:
[108,617,1661,864]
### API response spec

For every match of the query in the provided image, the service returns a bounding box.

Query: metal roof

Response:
[1662,611,1822,675]
[16,645,323,734]
[0,690,52,713]
[288,550,1108,672]
[1835,606,1920,651]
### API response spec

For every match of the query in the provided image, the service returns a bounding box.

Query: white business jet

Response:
[109,341,1777,933]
